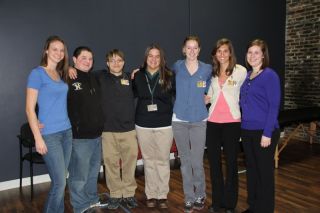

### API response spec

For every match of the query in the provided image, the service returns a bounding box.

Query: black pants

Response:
[206,122,241,211]
[241,129,280,213]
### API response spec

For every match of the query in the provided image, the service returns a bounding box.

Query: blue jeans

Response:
[42,128,72,213]
[68,137,102,213]
[172,121,207,203]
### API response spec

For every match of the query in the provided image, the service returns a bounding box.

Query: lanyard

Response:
[145,74,159,104]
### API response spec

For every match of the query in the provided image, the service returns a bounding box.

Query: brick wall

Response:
[284,0,320,142]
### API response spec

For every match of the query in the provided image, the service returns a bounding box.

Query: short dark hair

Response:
[105,49,125,62]
[73,46,93,58]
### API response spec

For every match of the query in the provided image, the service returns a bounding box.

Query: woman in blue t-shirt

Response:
[26,35,72,213]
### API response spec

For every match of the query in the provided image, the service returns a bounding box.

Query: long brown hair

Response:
[211,38,236,77]
[142,44,173,92]
[40,35,69,81]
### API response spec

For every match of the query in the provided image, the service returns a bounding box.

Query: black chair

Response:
[17,122,45,199]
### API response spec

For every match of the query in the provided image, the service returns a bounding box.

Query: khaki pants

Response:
[102,130,138,198]
[136,126,173,199]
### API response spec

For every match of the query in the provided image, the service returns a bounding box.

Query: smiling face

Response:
[73,50,93,72]
[215,44,230,65]
[107,54,124,75]
[46,40,65,65]
[146,48,161,72]
[246,45,264,70]
[183,39,200,61]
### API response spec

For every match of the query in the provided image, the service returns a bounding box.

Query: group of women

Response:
[26,35,280,213]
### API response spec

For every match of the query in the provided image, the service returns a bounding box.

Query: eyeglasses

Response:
[108,59,124,64]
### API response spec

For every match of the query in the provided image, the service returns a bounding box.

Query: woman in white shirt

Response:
[205,38,246,213]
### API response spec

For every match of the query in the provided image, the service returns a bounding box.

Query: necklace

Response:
[250,69,262,80]
[252,69,262,74]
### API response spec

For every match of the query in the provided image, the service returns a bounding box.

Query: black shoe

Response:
[242,209,252,213]
[146,198,157,208]
[158,199,169,209]
[208,205,220,213]
[226,209,235,213]
[123,196,138,208]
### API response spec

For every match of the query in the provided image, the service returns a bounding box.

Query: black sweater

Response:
[97,70,135,132]
[67,69,104,139]
[133,69,175,128]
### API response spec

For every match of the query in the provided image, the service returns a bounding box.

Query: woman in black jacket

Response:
[133,44,175,209]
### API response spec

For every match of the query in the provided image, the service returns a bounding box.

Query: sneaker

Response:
[184,201,194,213]
[90,199,109,208]
[193,197,205,210]
[104,197,122,209]
[82,208,96,213]
[81,200,107,213]
[123,196,138,208]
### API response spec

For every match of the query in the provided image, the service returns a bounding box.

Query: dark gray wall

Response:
[0,0,285,182]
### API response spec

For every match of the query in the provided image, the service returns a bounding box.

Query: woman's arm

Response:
[236,64,247,87]
[261,70,281,147]
[26,88,48,155]
[206,77,214,104]
[130,68,139,79]
[69,67,77,79]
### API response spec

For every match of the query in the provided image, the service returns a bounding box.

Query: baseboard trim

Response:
[0,174,51,191]
[0,155,176,192]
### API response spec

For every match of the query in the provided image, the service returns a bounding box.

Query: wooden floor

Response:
[1,140,319,213]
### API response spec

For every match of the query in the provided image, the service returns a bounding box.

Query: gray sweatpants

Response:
[172,121,206,203]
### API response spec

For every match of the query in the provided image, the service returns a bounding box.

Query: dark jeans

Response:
[206,122,240,211]
[68,137,102,213]
[241,129,280,213]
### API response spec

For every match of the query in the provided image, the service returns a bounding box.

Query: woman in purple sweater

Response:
[240,39,281,213]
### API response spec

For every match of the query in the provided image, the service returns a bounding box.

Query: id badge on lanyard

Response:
[145,73,159,112]
[147,104,158,112]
